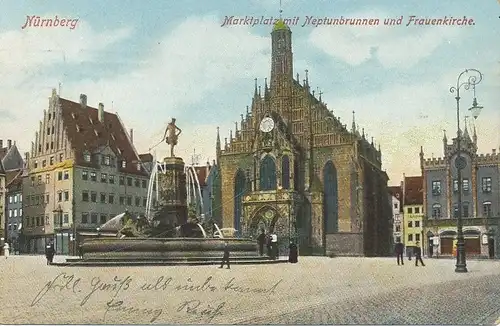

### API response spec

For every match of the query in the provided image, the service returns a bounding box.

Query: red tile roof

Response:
[59,98,147,176]
[404,175,424,205]
[139,153,153,162]
[186,165,210,187]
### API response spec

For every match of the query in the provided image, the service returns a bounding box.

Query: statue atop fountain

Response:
[163,118,182,158]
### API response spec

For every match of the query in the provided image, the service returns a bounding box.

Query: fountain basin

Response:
[80,237,260,261]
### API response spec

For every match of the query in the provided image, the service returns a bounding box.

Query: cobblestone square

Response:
[1,256,500,324]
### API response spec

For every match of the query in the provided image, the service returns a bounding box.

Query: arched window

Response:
[234,169,246,233]
[281,155,290,189]
[323,160,339,233]
[259,155,276,191]
[483,201,492,217]
[431,204,442,218]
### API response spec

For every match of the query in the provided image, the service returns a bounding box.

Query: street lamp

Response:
[449,68,483,273]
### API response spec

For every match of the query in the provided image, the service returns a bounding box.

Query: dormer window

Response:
[121,160,127,168]
[104,155,110,166]
[84,153,91,162]
[89,117,93,124]
[136,163,141,171]
[76,125,80,132]
[71,113,76,119]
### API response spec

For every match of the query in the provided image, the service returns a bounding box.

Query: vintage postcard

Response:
[0,0,500,324]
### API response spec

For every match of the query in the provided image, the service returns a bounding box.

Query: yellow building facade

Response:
[402,176,424,255]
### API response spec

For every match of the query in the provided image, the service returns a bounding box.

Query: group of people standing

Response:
[257,229,298,263]
[394,240,425,266]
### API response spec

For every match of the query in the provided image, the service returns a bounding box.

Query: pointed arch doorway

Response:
[248,205,280,237]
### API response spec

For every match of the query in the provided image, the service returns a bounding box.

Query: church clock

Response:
[259,116,275,133]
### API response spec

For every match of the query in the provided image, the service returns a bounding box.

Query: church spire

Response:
[443,129,447,155]
[264,78,270,98]
[351,110,356,133]
[216,126,221,162]
[463,116,470,139]
[473,123,477,145]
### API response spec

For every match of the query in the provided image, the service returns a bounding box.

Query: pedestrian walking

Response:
[219,242,230,269]
[78,243,84,258]
[288,241,298,263]
[271,232,278,260]
[257,229,266,256]
[395,240,404,265]
[45,241,55,265]
[3,242,10,259]
[414,241,425,267]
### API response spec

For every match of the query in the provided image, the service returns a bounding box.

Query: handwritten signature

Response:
[30,272,81,306]
[104,299,163,323]
[30,273,133,307]
[177,299,226,322]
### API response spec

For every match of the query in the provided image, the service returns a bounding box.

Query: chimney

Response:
[206,160,210,175]
[80,94,87,108]
[493,149,496,154]
[98,103,104,123]
[0,140,3,148]
[130,129,133,143]
[7,139,12,148]
[212,159,216,166]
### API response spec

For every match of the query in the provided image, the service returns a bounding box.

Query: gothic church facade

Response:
[214,20,391,256]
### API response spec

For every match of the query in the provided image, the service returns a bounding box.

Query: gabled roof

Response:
[187,165,210,187]
[404,175,424,206]
[59,97,147,176]
[6,169,22,191]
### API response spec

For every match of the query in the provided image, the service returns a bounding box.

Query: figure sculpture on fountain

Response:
[163,118,182,157]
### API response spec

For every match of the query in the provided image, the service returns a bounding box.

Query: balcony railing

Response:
[424,216,500,227]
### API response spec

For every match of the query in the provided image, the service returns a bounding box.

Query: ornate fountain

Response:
[68,119,269,266]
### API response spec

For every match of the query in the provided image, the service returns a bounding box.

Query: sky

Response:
[0,0,499,184]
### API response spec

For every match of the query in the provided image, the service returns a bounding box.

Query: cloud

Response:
[308,11,462,68]
[0,15,270,164]
[0,18,131,86]
[325,68,500,183]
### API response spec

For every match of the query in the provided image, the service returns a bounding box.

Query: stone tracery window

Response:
[259,155,277,191]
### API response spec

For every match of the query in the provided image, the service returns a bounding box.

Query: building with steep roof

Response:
[213,20,392,256]
[0,139,24,247]
[402,175,424,256]
[388,185,403,245]
[421,124,499,258]
[22,90,150,254]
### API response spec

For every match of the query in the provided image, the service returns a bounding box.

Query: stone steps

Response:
[53,257,289,267]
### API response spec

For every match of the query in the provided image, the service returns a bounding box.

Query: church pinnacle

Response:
[351,110,356,133]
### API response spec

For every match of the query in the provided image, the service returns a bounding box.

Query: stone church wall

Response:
[326,233,364,256]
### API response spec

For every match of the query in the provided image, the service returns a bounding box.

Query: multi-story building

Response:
[214,20,392,256]
[388,186,403,244]
[0,139,24,249]
[23,90,150,254]
[402,175,424,256]
[0,163,4,245]
[421,127,499,258]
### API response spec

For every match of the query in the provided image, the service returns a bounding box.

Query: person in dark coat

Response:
[257,229,266,256]
[266,233,272,257]
[219,242,230,269]
[45,241,55,265]
[78,244,84,259]
[288,242,298,263]
[414,241,425,267]
[395,240,404,265]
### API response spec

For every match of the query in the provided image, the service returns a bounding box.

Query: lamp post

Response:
[449,68,483,273]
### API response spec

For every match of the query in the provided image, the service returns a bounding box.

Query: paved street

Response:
[1,255,500,324]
